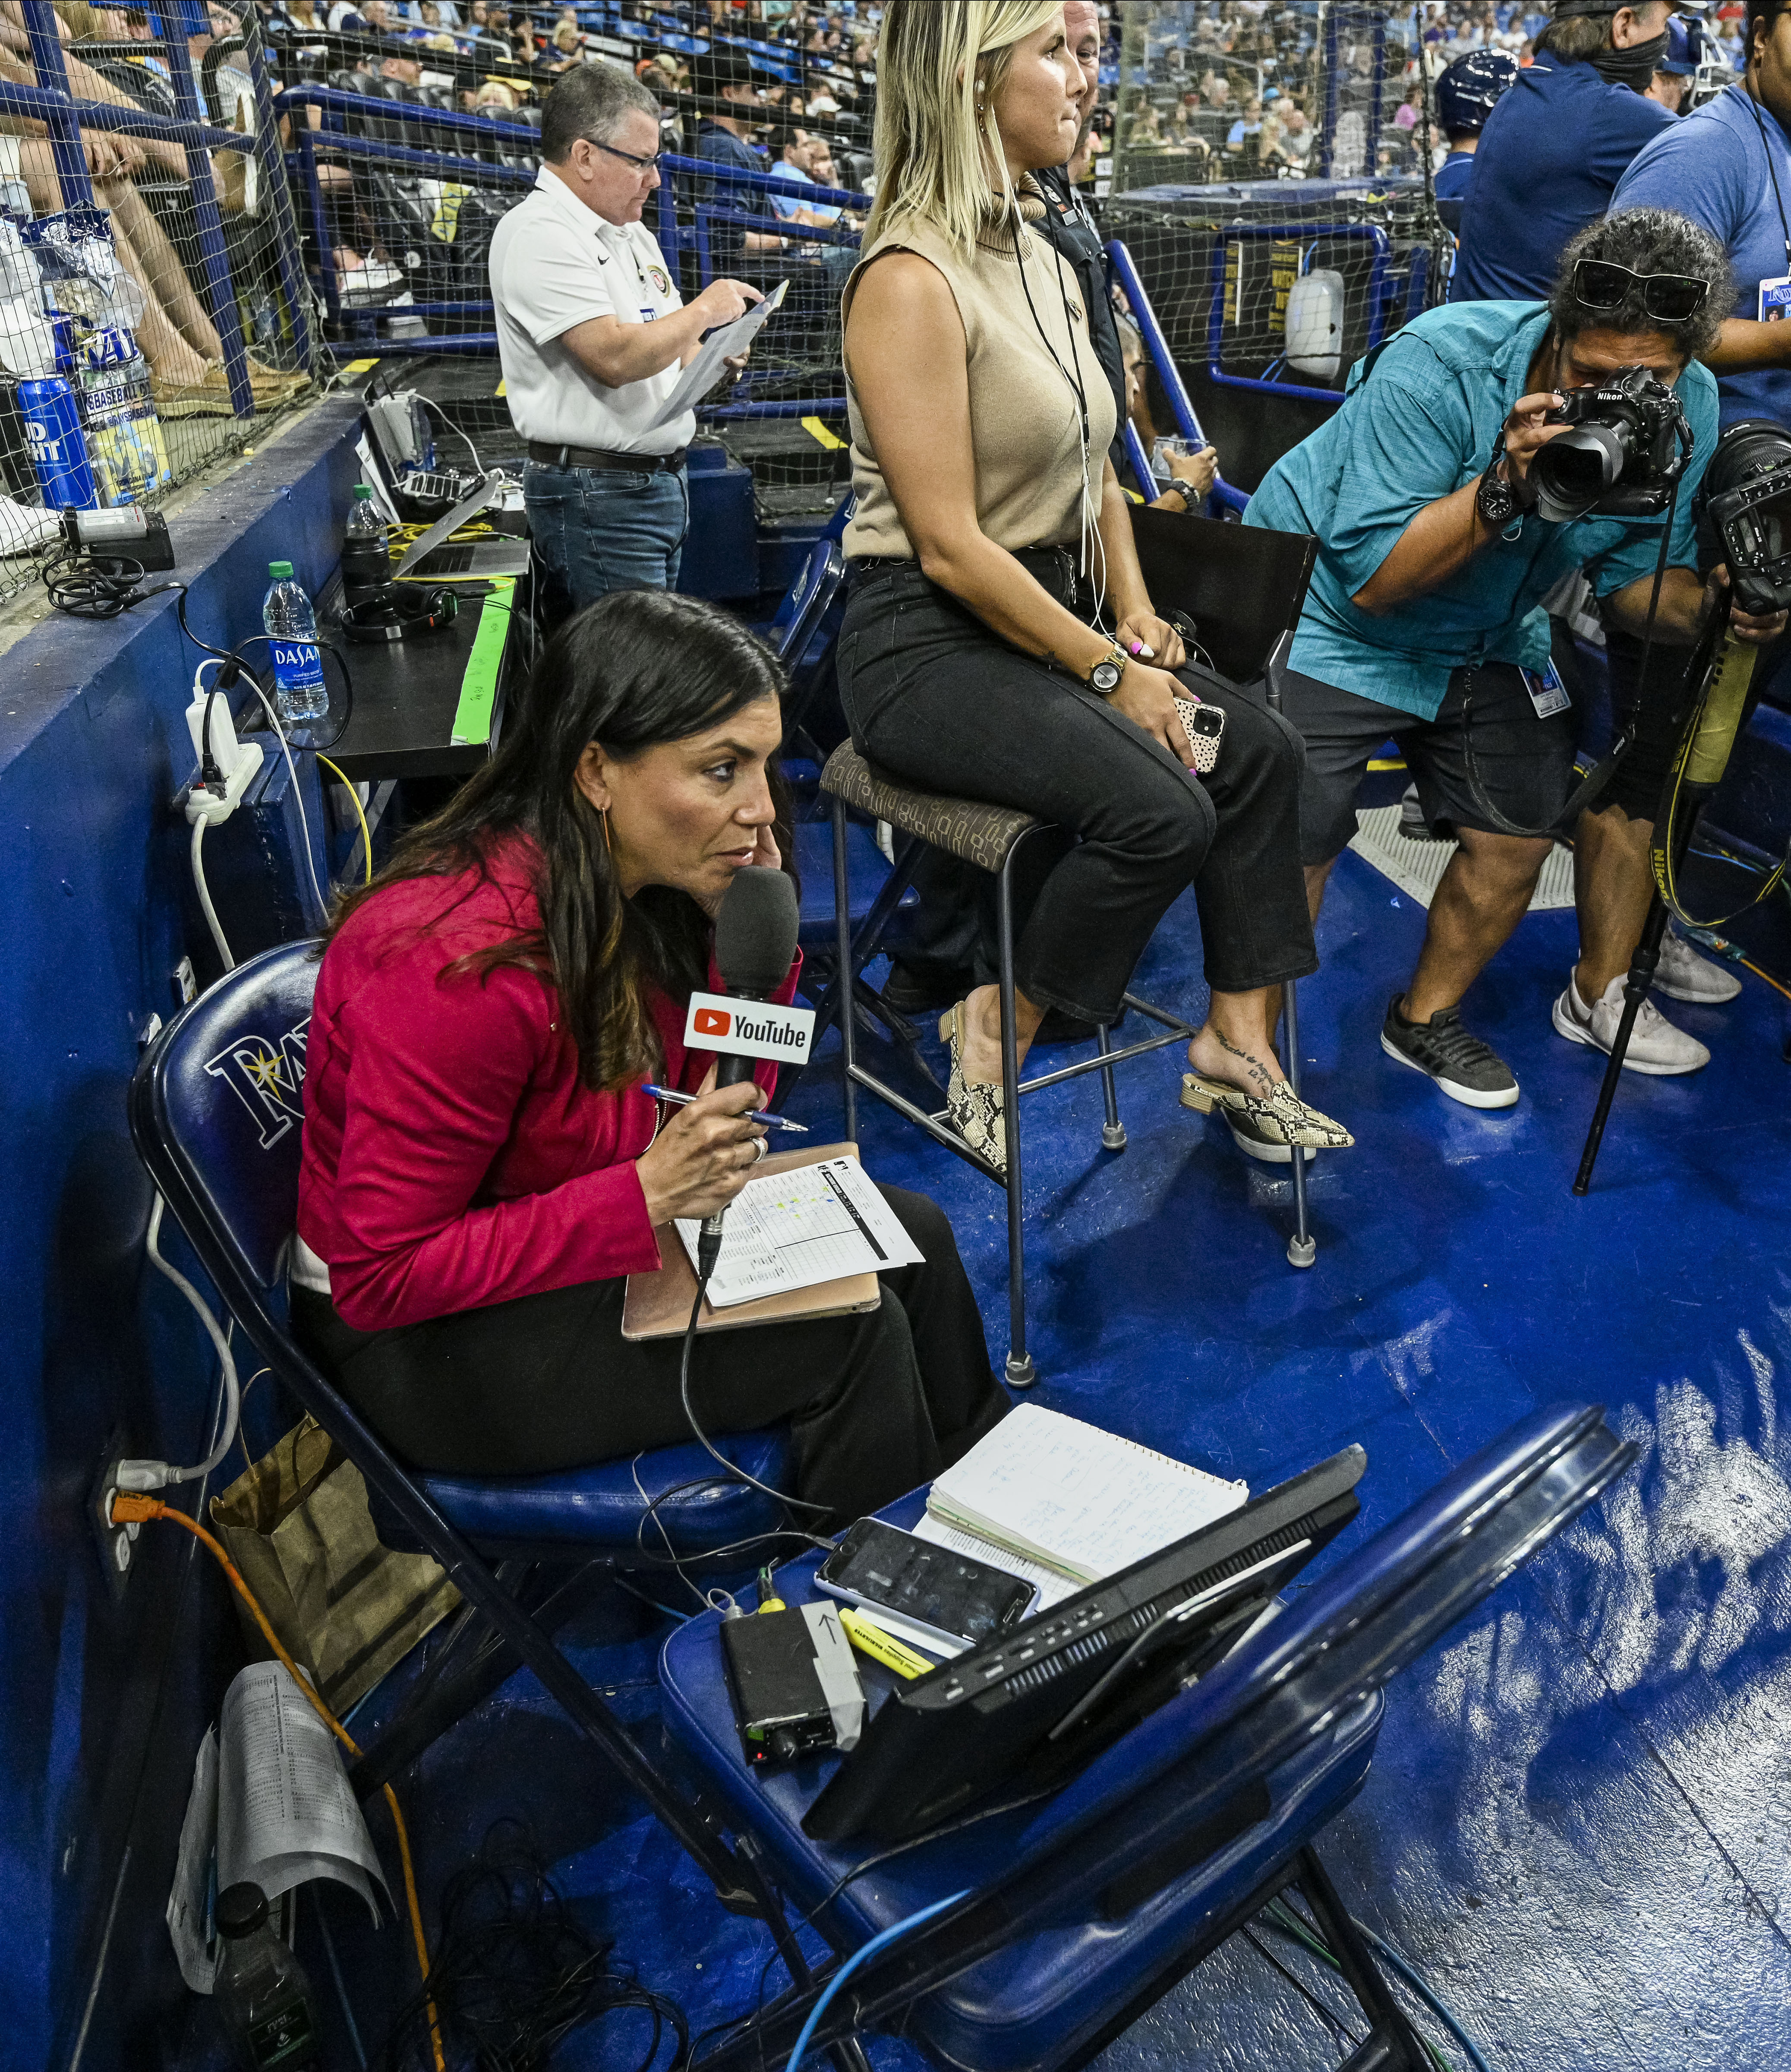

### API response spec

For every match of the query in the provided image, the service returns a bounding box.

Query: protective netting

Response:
[0,1,316,608]
[1107,1,1452,400]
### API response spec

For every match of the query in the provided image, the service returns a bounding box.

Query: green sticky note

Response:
[451,578,514,747]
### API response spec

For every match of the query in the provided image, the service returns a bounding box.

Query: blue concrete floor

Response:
[269,827,1791,2072]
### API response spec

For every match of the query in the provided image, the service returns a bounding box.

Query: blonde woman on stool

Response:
[837,0,1352,1171]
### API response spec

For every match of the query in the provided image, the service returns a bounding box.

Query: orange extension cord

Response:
[112,1494,446,2072]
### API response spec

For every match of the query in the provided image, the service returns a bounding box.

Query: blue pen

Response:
[640,1083,809,1133]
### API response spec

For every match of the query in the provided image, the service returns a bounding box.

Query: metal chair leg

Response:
[832,793,859,1147]
[1282,980,1316,1270]
[1095,1022,1126,1152]
[997,855,1035,1387]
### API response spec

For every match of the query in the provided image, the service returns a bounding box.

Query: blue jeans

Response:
[523,460,689,617]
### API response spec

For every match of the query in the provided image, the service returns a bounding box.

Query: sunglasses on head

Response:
[1573,257,1710,325]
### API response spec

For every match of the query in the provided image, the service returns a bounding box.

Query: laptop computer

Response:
[392,473,531,583]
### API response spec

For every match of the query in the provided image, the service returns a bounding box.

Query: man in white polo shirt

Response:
[490,64,760,615]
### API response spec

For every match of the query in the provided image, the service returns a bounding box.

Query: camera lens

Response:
[1533,423,1632,523]
[1705,418,1791,499]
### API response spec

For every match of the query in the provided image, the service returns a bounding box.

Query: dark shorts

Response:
[1283,662,1579,865]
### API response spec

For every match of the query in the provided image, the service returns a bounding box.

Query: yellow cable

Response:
[114,1495,445,2072]
[317,755,373,887]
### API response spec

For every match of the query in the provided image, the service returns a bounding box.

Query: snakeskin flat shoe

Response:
[1179,1073,1354,1162]
[938,1002,1010,1176]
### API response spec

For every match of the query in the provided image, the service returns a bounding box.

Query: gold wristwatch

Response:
[1086,639,1130,695]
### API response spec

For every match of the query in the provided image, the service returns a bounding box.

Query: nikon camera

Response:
[1533,365,1691,524]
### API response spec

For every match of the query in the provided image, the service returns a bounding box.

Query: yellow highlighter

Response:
[839,1606,936,1681]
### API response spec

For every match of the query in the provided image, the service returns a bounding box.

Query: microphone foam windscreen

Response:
[713,865,800,996]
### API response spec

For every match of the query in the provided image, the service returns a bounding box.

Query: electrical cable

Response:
[241,675,331,920]
[782,1888,972,2072]
[236,1365,272,1473]
[368,1820,685,2072]
[681,1276,832,1515]
[190,817,236,972]
[1350,1916,1493,2072]
[107,1489,445,2072]
[415,392,486,477]
[1239,1924,1363,2057]
[1265,1895,1486,2072]
[318,752,374,885]
[118,1193,241,1491]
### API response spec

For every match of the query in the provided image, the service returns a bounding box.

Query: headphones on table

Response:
[337,584,460,643]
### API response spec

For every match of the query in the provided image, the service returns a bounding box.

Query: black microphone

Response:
[697,867,800,1280]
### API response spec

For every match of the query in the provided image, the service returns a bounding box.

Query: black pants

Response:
[291,1188,1008,1526]
[836,551,1318,1025]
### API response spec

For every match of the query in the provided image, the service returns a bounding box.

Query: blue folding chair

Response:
[657,1402,1635,2072]
[128,941,829,1955]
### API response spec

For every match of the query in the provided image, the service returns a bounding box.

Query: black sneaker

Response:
[1379,993,1519,1109]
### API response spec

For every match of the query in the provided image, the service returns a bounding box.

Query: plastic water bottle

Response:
[339,483,392,608]
[263,561,328,726]
[77,324,171,507]
[212,1882,322,2071]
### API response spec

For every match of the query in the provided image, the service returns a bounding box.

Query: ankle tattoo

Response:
[1214,1031,1276,1094]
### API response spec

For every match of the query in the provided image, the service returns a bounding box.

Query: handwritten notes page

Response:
[675,1154,922,1307]
[923,1403,1249,1585]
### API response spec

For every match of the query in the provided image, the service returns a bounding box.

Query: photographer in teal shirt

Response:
[1247,209,1784,1110]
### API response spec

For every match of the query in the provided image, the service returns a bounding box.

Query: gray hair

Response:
[540,58,660,161]
[1549,208,1733,362]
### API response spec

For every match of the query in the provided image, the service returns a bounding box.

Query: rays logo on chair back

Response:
[204,1018,310,1149]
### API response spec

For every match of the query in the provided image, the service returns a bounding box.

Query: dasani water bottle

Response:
[262,561,328,727]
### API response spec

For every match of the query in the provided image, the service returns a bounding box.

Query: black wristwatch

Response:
[1476,447,1525,527]
[1086,639,1129,695]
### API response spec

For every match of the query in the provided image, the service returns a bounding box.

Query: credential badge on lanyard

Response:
[1521,657,1571,719]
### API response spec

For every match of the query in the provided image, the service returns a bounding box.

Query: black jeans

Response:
[291,1187,1008,1527]
[836,552,1318,1025]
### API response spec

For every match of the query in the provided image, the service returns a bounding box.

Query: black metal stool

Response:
[821,748,1199,1386]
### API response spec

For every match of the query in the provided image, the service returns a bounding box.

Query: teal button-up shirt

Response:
[1243,301,1717,720]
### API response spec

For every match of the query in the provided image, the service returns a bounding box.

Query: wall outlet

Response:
[89,1435,137,1604]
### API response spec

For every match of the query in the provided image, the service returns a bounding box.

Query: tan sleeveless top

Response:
[841,189,1119,562]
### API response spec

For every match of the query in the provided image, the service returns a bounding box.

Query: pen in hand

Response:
[640,1083,809,1133]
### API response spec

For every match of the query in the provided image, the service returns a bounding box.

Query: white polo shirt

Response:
[489,167,697,456]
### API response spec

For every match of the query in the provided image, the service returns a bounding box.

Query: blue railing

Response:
[1107,237,1246,517]
[3,0,300,413]
[1206,222,1391,407]
[276,85,537,349]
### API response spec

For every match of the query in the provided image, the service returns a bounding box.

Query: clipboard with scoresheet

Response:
[620,1139,884,1340]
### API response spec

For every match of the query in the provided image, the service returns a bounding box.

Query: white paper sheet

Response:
[675,1153,923,1307]
[167,1727,222,1993]
[215,1663,388,1919]
[644,279,788,430]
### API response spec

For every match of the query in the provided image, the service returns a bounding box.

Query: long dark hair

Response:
[327,589,788,1091]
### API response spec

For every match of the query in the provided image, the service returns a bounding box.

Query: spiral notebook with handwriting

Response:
[914,1404,1249,1607]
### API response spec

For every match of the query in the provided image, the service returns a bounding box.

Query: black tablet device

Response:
[801,1446,1367,1845]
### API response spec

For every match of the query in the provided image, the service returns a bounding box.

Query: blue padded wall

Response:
[0,398,360,2071]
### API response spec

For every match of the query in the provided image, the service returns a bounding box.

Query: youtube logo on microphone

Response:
[683,991,815,1065]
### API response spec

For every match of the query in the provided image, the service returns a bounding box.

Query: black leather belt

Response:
[527,442,688,473]
[849,544,1076,599]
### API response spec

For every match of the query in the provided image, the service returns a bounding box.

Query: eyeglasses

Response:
[590,138,665,174]
[1573,257,1710,325]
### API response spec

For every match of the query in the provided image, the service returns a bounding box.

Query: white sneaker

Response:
[1654,927,1742,1004]
[1551,971,1710,1075]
